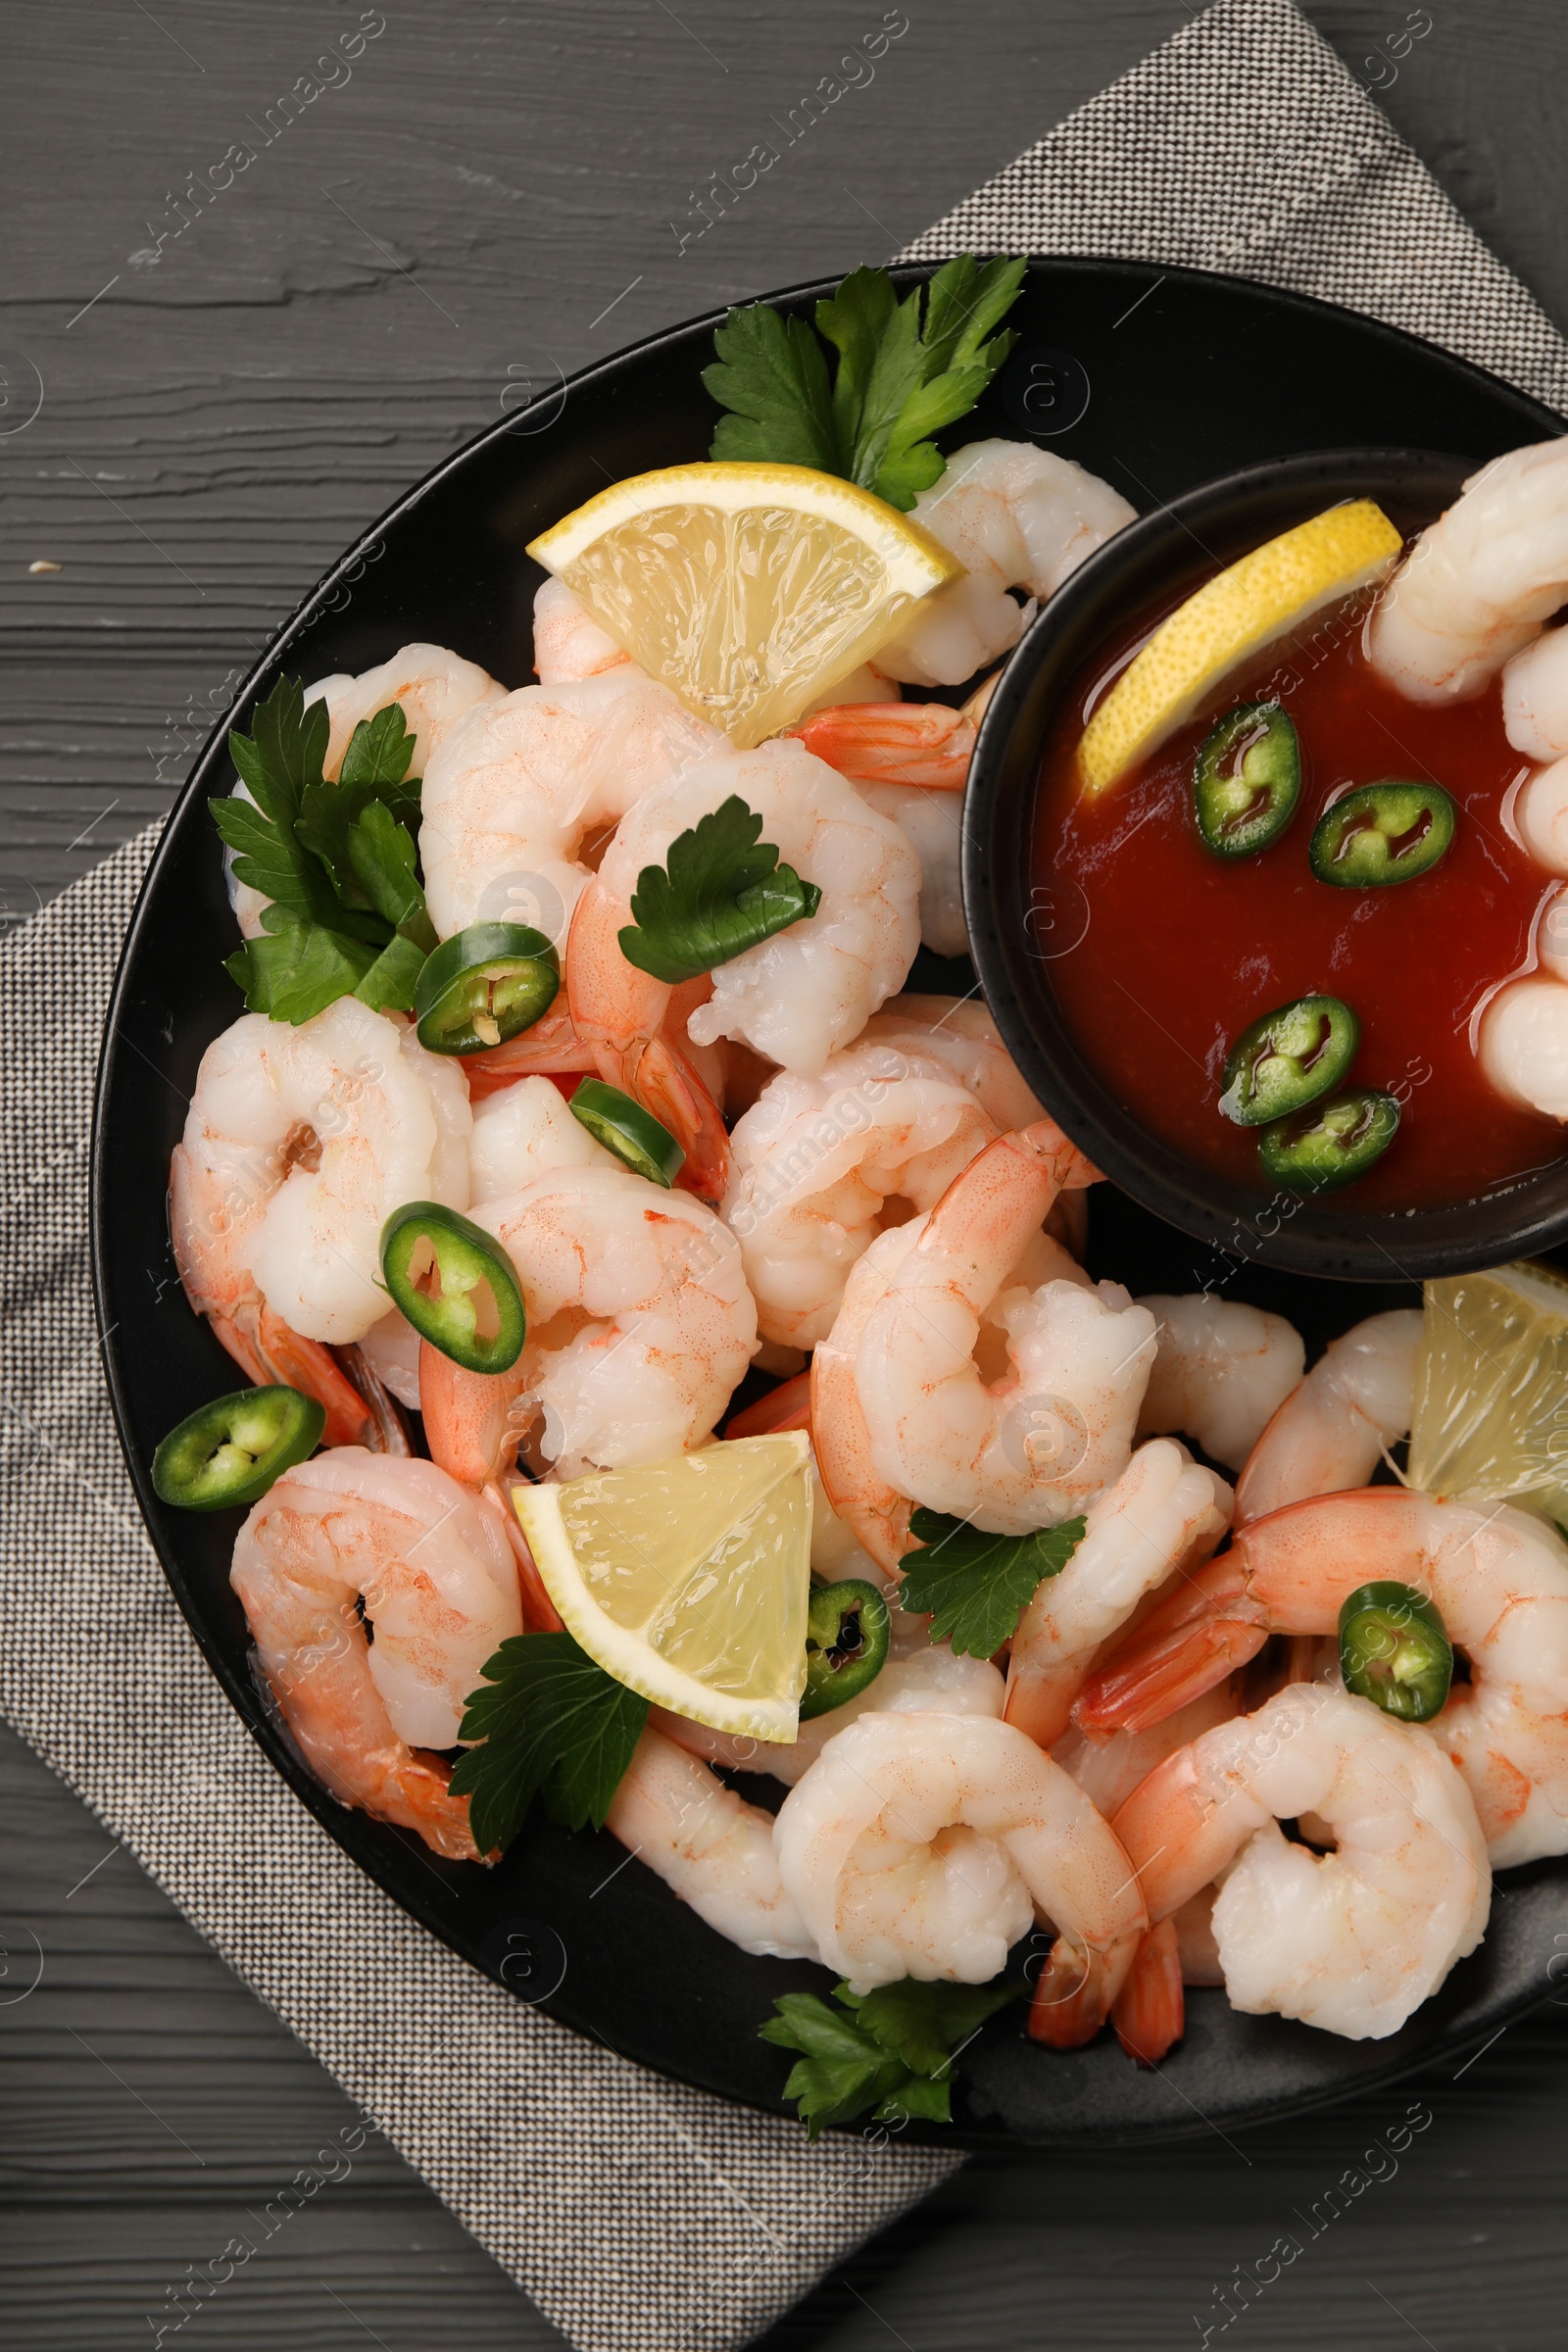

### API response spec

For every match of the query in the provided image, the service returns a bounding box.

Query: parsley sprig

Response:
[899,1509,1086,1658]
[704,255,1028,513]
[449,1631,649,1856]
[212,676,437,1025]
[761,1978,1020,2138]
[617,795,822,986]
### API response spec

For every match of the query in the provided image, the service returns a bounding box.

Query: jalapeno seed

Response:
[1309,781,1456,888]
[799,1579,892,1719]
[1339,1579,1453,1723]
[380,1200,527,1373]
[1219,994,1360,1127]
[413,921,560,1054]
[152,1385,325,1511]
[1257,1087,1401,1191]
[568,1078,685,1188]
[1193,702,1301,858]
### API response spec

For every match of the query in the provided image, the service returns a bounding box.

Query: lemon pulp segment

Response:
[512,1432,814,1740]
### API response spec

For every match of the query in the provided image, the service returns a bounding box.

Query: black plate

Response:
[93,261,1568,2147]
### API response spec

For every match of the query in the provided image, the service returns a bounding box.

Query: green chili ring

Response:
[568,1078,685,1188]
[1309,781,1457,888]
[799,1579,891,1720]
[1193,702,1301,858]
[152,1385,325,1511]
[1219,994,1360,1127]
[413,921,560,1054]
[1339,1579,1453,1722]
[1257,1087,1401,1192]
[380,1200,526,1373]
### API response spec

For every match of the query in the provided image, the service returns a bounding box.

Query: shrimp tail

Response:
[788,701,975,790]
[1110,1919,1185,2066]
[463,1003,599,1101]
[332,1343,414,1455]
[208,1304,387,1450]
[628,1031,732,1201]
[1073,1555,1267,1736]
[419,1342,529,1487]
[725,1369,812,1439]
[1003,1665,1080,1752]
[1026,1930,1141,2049]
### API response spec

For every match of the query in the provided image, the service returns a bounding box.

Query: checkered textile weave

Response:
[4,3,1564,2345]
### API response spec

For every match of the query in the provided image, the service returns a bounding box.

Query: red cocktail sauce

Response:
[1032,584,1565,1209]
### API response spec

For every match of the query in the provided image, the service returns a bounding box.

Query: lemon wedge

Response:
[1075,499,1404,799]
[512,1433,814,1738]
[1408,1261,1568,1526]
[526,462,962,749]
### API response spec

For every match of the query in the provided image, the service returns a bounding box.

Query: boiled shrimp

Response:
[468,1071,618,1200]
[1368,439,1568,703]
[1052,1681,1242,1822]
[1111,1682,1490,2039]
[418,1165,757,1484]
[1077,1487,1568,1865]
[531,576,631,683]
[1478,973,1568,1119]
[170,999,469,1443]
[858,995,1047,1133]
[873,440,1136,687]
[571,735,920,1076]
[812,1122,1145,1571]
[418,666,721,946]
[1003,1439,1233,1748]
[654,1642,1006,1787]
[1135,1294,1304,1472]
[604,1727,818,1960]
[721,1039,998,1348]
[775,1709,1148,2011]
[230,1449,524,1860]
[1235,1308,1422,1521]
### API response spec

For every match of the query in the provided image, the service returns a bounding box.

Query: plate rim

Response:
[88,253,1568,2147]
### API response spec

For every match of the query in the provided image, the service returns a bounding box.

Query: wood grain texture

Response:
[6,2,1568,2345]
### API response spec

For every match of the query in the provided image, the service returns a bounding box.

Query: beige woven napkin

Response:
[4,4,1565,2347]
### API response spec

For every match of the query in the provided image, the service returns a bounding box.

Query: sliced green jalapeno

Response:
[1309,782,1456,888]
[1193,702,1300,858]
[799,1580,891,1720]
[1257,1087,1401,1192]
[1339,1579,1453,1722]
[568,1078,685,1188]
[380,1201,526,1373]
[1219,994,1360,1127]
[152,1385,325,1511]
[413,921,560,1054]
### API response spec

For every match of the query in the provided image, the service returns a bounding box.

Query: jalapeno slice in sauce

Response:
[568,1078,685,1188]
[1309,781,1457,888]
[1257,1086,1401,1191]
[1193,702,1300,858]
[799,1579,891,1720]
[380,1201,526,1373]
[1339,1579,1453,1723]
[1219,994,1360,1127]
[153,1385,325,1511]
[413,921,560,1054]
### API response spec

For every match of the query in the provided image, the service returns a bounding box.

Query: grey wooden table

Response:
[5,4,1568,2345]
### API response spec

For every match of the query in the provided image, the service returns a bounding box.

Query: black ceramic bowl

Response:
[94,265,1568,2144]
[965,448,1568,1284]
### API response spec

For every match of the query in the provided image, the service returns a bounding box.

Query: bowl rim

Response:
[962,443,1568,1284]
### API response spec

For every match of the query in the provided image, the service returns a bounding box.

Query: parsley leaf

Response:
[617,795,822,986]
[703,302,839,472]
[898,1508,1086,1658]
[760,1977,1020,2139]
[448,1631,649,1856]
[213,675,437,1025]
[705,254,1027,513]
